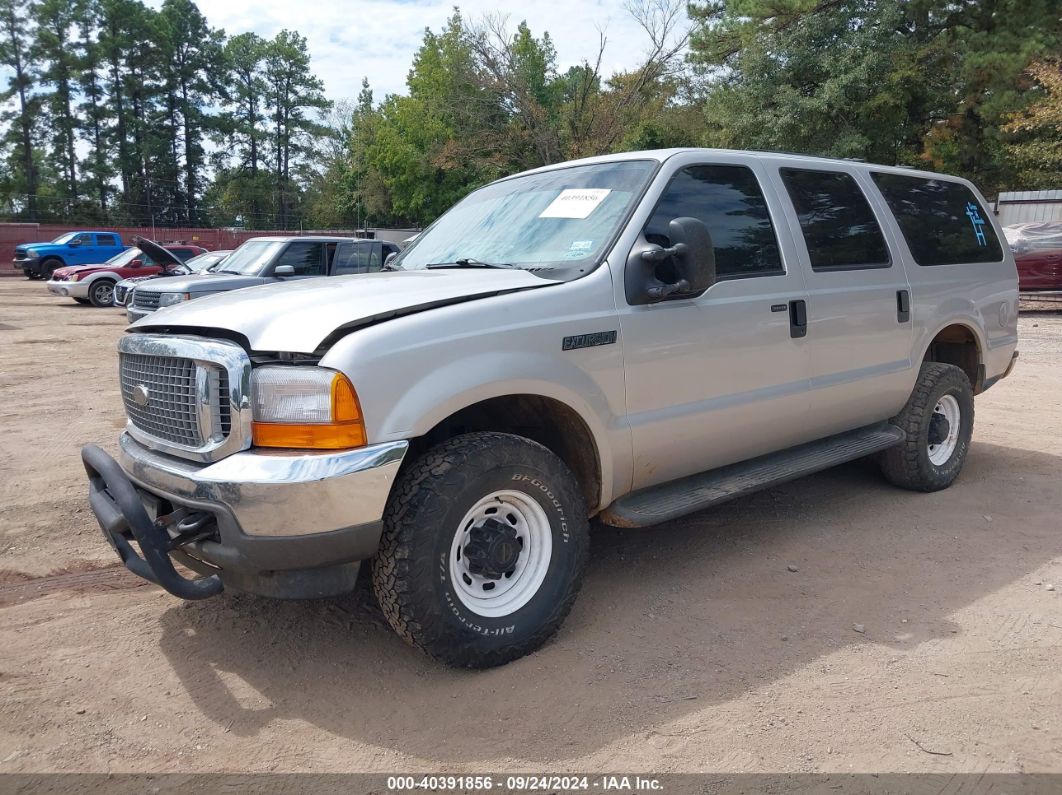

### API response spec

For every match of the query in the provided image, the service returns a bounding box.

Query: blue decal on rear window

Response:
[965,202,987,246]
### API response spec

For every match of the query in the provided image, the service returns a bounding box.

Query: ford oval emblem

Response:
[132,384,150,407]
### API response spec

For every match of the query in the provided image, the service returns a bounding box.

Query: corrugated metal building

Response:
[995,190,1062,224]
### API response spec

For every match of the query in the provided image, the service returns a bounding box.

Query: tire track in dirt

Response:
[0,564,147,607]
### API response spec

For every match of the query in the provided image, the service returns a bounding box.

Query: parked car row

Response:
[30,234,400,315]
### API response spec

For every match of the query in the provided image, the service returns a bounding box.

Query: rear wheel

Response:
[88,279,116,307]
[880,362,974,492]
[372,432,589,668]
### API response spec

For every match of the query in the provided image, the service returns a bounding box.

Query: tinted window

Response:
[333,241,383,275]
[273,242,324,275]
[871,173,1003,266]
[96,234,119,246]
[645,165,783,278]
[171,248,197,262]
[781,169,889,270]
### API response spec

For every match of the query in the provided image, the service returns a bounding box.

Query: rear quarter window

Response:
[871,173,1003,266]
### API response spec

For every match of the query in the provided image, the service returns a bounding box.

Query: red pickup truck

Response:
[46,240,206,307]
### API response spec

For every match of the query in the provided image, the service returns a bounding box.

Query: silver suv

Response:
[83,148,1018,668]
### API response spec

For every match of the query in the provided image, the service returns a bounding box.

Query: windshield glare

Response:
[218,241,285,275]
[51,232,77,244]
[184,252,225,272]
[396,160,656,275]
[106,248,144,266]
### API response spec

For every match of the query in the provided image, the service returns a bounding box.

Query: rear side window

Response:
[171,248,197,262]
[332,241,383,275]
[645,164,783,279]
[871,173,1003,266]
[780,168,889,270]
[96,234,119,246]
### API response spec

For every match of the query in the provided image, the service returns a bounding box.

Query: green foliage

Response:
[687,0,1062,194]
[1,0,1059,228]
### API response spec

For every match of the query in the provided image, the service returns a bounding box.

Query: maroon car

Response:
[1006,222,1062,292]
[1015,248,1062,291]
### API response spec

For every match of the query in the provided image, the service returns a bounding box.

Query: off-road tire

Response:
[372,432,589,669]
[88,279,116,307]
[880,362,974,492]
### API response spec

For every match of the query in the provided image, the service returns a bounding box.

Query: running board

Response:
[601,423,906,528]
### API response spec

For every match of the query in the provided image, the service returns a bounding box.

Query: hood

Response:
[53,263,109,278]
[134,272,259,294]
[133,236,182,267]
[130,269,555,353]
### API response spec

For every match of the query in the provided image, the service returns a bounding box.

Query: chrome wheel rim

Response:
[449,490,553,618]
[928,394,961,465]
[93,283,113,305]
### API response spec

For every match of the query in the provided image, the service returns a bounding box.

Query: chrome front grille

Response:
[133,291,160,310]
[113,284,130,305]
[117,334,251,462]
[120,354,203,447]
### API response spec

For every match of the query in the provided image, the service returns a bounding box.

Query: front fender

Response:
[384,352,621,509]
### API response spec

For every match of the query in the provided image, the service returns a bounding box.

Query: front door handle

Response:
[789,299,807,338]
[897,289,911,323]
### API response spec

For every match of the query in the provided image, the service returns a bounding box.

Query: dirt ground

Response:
[0,278,1059,776]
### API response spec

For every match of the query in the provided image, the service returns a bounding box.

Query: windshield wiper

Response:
[425,258,513,270]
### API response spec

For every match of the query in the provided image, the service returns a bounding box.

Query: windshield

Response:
[183,252,227,273]
[51,232,77,244]
[104,248,146,267]
[395,160,656,276]
[217,240,285,275]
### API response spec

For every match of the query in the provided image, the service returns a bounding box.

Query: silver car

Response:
[83,148,1018,668]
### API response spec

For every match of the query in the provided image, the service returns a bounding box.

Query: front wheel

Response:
[88,280,115,307]
[881,362,974,492]
[372,432,589,668]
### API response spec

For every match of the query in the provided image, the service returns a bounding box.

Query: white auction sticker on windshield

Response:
[539,189,612,219]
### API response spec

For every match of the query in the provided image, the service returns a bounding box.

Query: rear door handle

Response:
[897,290,911,323]
[789,299,807,338]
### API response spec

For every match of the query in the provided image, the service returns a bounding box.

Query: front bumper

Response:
[126,306,152,322]
[46,279,90,298]
[83,433,408,598]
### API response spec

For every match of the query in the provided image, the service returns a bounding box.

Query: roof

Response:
[245,235,360,243]
[506,147,966,186]
[997,190,1062,202]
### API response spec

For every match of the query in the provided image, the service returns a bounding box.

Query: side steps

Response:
[600,422,905,528]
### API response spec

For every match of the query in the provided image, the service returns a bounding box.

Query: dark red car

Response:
[1015,248,1062,291]
[46,240,207,307]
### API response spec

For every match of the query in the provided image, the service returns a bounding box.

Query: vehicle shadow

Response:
[156,441,1061,762]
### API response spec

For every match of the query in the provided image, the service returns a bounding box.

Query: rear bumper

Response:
[46,279,90,298]
[83,433,408,598]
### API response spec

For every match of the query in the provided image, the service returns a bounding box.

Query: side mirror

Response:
[274,265,295,277]
[624,217,716,305]
[69,239,81,247]
[384,252,398,268]
[131,258,143,267]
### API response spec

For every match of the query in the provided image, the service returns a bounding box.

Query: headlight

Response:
[157,292,189,307]
[250,366,365,449]
[28,250,39,258]
[67,273,78,282]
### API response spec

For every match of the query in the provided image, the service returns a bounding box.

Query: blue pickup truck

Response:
[14,231,126,279]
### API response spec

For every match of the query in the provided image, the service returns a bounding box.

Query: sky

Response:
[144,0,685,102]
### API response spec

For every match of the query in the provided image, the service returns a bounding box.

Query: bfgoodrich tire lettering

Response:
[880,362,974,492]
[372,432,589,668]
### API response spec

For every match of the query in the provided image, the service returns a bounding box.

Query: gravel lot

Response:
[1,279,1060,775]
